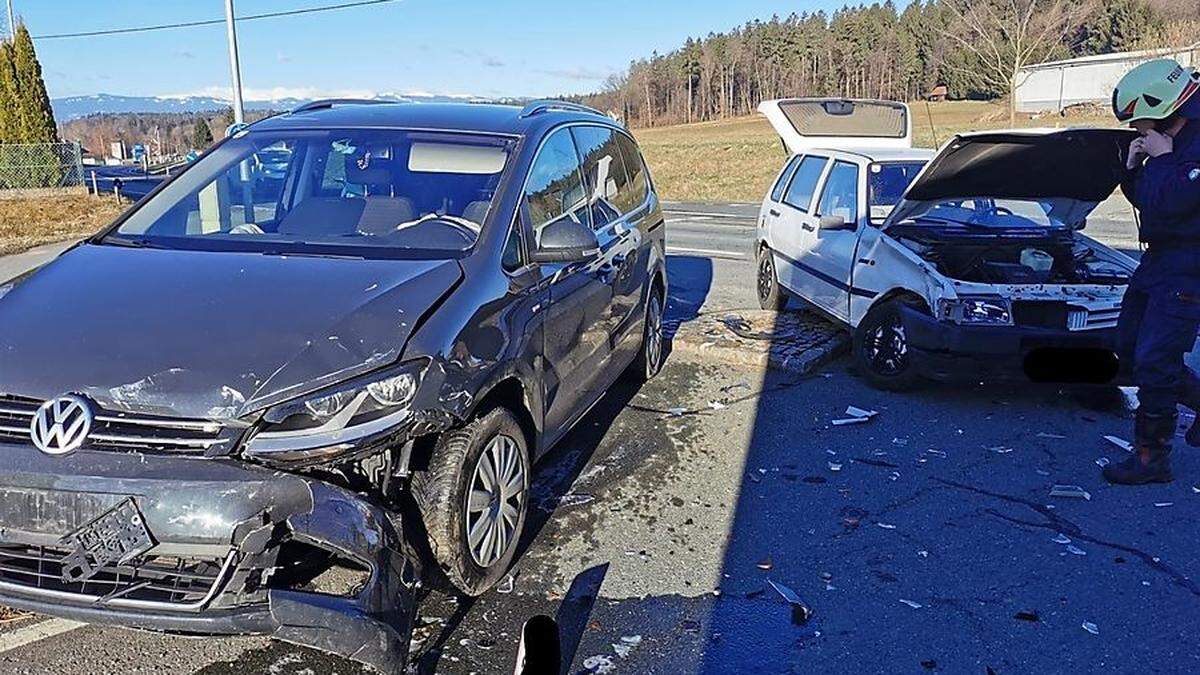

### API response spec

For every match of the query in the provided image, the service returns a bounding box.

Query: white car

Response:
[754,98,1138,389]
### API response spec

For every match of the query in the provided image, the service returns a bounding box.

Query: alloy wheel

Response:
[646,293,664,374]
[757,254,774,303]
[866,317,908,376]
[465,433,527,568]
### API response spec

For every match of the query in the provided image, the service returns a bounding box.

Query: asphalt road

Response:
[1,203,1199,673]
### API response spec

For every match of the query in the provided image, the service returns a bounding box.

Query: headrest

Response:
[345,149,394,186]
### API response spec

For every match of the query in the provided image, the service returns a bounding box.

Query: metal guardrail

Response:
[0,142,85,190]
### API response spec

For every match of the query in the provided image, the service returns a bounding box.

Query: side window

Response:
[524,128,589,244]
[771,156,802,203]
[613,133,648,213]
[571,126,627,229]
[502,222,525,271]
[783,156,827,213]
[816,161,860,224]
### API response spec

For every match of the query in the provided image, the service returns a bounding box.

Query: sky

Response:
[18,0,887,101]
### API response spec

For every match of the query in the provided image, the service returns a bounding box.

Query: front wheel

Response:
[757,246,787,311]
[411,407,530,596]
[853,300,922,390]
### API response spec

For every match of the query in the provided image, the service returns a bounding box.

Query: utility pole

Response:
[224,0,245,125]
[6,0,13,40]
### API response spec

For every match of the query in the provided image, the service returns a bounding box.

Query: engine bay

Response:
[890,224,1132,286]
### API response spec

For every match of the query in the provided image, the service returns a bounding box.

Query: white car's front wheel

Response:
[854,299,922,390]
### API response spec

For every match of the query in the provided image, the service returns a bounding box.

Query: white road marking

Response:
[0,617,85,653]
[667,246,746,260]
[665,209,755,220]
[670,218,755,230]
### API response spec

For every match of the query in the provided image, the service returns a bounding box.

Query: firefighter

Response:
[1105,58,1200,485]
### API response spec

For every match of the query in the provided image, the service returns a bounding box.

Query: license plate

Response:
[59,498,155,583]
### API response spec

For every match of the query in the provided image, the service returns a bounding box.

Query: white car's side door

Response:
[804,159,865,321]
[771,155,828,297]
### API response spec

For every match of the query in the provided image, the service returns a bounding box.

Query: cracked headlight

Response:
[244,361,424,464]
[938,296,1012,326]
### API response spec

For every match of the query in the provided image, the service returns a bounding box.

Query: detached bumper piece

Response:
[900,304,1121,384]
[0,444,419,673]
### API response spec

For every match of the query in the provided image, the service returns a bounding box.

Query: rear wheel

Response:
[757,246,787,311]
[412,407,529,596]
[630,283,666,381]
[854,299,922,390]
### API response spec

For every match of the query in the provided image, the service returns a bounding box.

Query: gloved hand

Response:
[1142,130,1174,158]
[1127,137,1147,169]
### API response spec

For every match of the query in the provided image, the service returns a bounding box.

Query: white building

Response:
[1015,42,1199,114]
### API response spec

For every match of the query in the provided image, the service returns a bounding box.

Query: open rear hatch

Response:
[758,98,912,153]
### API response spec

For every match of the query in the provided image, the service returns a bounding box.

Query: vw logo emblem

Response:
[30,395,93,456]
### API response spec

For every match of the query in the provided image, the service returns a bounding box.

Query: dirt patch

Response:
[0,193,126,256]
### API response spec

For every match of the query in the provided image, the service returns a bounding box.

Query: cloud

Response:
[483,57,505,68]
[160,86,487,102]
[276,51,293,64]
[536,66,615,82]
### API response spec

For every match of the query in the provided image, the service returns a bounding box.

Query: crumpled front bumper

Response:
[899,305,1123,383]
[0,443,418,673]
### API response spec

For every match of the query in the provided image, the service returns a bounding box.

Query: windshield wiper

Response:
[102,235,165,249]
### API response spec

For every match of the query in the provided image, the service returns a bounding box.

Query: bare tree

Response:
[940,0,1097,124]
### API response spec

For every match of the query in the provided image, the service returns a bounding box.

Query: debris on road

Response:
[986,445,1014,454]
[708,400,727,410]
[768,580,813,625]
[1014,610,1040,622]
[832,406,878,426]
[1066,545,1088,556]
[541,493,595,511]
[1154,502,1173,508]
[877,522,897,530]
[1050,485,1092,501]
[497,572,517,594]
[583,654,616,673]
[756,557,774,571]
[612,635,642,659]
[1052,533,1072,545]
[1096,457,1111,468]
[828,462,843,472]
[899,599,923,609]
[1037,432,1066,439]
[1082,621,1100,635]
[1104,435,1134,453]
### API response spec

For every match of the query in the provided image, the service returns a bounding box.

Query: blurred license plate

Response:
[59,498,154,583]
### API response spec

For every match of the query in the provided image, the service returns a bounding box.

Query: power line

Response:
[32,0,400,40]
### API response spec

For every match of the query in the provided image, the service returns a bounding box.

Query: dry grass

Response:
[0,606,32,624]
[0,192,126,256]
[632,100,1117,203]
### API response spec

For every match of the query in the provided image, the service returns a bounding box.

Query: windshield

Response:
[868,161,925,223]
[901,196,1099,229]
[106,129,513,257]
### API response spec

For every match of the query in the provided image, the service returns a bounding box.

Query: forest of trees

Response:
[60,107,273,160]
[581,0,1200,127]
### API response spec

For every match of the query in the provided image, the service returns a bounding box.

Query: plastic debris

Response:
[1066,545,1087,556]
[667,407,688,417]
[542,493,595,511]
[1193,485,1200,494]
[1154,502,1174,508]
[1050,485,1092,501]
[899,599,923,609]
[877,522,897,530]
[768,580,813,625]
[828,462,843,472]
[708,400,727,411]
[831,416,871,426]
[987,445,1014,454]
[583,654,616,673]
[1104,435,1134,453]
[756,557,774,571]
[612,635,642,659]
[1037,432,1066,439]
[497,572,517,594]
[1082,621,1100,635]
[833,406,878,426]
[1052,533,1072,545]
[1096,457,1111,468]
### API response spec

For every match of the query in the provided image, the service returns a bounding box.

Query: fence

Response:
[0,142,85,191]
[1016,42,1200,114]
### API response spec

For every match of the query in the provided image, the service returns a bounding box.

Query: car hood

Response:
[0,244,462,420]
[884,128,1138,229]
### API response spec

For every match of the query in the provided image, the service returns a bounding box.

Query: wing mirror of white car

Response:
[818,214,854,231]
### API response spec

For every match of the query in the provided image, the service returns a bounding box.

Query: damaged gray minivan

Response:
[0,100,666,670]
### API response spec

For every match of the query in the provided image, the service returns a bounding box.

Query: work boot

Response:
[1103,411,1176,485]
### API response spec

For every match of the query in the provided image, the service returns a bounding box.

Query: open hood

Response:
[885,128,1137,229]
[758,98,912,154]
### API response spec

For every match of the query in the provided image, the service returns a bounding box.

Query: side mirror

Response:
[531,215,599,264]
[818,214,854,231]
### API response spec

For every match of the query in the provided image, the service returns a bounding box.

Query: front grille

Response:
[0,543,231,608]
[0,394,229,454]
[1072,305,1120,331]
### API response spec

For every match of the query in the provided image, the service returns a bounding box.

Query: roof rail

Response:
[290,98,393,115]
[518,99,604,119]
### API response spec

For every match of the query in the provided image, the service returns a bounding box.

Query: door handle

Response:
[769,209,781,217]
[801,223,815,232]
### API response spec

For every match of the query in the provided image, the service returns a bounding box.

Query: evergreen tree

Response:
[11,23,58,143]
[0,41,17,143]
[191,118,214,149]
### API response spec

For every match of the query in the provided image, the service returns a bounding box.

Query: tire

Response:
[411,407,530,596]
[630,282,666,381]
[757,246,787,311]
[853,299,922,391]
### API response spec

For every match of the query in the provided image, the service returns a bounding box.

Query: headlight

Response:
[938,296,1012,325]
[244,361,424,464]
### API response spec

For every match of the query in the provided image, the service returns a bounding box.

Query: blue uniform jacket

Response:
[1121,120,1200,248]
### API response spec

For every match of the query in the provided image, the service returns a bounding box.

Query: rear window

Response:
[782,156,827,212]
[778,100,907,139]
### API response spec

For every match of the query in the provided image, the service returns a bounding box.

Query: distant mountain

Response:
[51,92,501,121]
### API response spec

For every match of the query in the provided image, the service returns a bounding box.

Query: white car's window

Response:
[770,156,802,203]
[782,155,827,213]
[816,161,859,224]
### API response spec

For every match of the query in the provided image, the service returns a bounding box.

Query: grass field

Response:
[0,192,125,256]
[632,100,1116,203]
